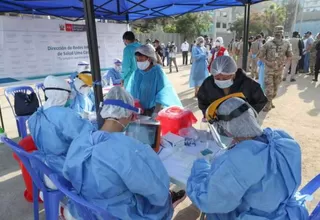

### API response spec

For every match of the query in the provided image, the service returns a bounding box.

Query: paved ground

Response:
[0,56,319,219]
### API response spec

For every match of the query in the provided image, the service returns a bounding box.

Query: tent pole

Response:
[83,0,104,128]
[242,3,250,71]
[126,14,130,31]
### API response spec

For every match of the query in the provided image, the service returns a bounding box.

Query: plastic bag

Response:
[178,127,199,140]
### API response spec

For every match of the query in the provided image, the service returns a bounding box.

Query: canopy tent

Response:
[1,0,266,21]
[1,0,267,127]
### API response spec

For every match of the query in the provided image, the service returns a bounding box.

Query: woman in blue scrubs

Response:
[103,58,123,86]
[187,95,309,220]
[69,61,96,115]
[127,44,182,117]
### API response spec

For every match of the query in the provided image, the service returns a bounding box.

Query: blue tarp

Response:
[0,0,267,21]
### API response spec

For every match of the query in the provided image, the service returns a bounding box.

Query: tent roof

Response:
[0,0,267,21]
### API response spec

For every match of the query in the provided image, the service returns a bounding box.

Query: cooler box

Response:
[156,106,197,135]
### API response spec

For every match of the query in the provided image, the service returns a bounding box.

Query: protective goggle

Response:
[44,87,71,93]
[205,92,247,124]
[44,87,71,101]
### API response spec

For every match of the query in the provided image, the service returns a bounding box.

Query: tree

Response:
[283,0,302,33]
[130,12,210,36]
[229,12,266,37]
[263,3,286,36]
[174,12,211,38]
[163,23,176,33]
[230,3,287,38]
[131,17,173,33]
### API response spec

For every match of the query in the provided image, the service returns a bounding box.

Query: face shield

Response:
[77,73,93,87]
[205,93,258,149]
[102,99,141,121]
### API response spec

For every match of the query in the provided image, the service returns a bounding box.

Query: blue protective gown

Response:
[128,64,182,109]
[258,60,265,92]
[122,42,141,89]
[187,128,309,220]
[28,107,94,175]
[189,46,209,88]
[69,86,96,114]
[63,130,173,220]
[103,68,122,85]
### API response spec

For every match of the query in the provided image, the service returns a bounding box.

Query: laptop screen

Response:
[125,123,158,148]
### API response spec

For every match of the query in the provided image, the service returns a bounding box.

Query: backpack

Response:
[14,92,39,116]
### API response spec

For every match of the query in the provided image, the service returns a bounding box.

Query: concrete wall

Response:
[295,21,320,36]
[135,31,184,52]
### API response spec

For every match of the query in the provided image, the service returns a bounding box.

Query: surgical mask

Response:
[137,60,150,70]
[215,42,221,47]
[215,79,233,89]
[64,99,72,107]
[200,43,204,47]
[115,66,122,72]
[274,33,282,40]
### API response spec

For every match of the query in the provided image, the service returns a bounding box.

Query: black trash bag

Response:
[14,92,39,116]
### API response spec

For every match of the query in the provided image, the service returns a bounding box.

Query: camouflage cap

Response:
[274,26,284,33]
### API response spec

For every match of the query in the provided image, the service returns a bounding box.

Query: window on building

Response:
[223,23,227,29]
[216,22,221,28]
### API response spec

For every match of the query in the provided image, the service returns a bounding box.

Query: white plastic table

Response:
[158,142,206,188]
[158,140,220,220]
[159,140,221,188]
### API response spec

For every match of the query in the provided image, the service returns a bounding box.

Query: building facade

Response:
[303,0,320,12]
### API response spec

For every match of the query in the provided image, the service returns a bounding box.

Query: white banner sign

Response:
[0,17,126,79]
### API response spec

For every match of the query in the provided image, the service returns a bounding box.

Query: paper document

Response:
[161,150,197,187]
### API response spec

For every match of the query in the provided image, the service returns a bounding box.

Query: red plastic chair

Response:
[12,136,41,203]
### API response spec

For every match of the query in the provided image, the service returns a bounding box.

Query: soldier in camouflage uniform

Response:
[309,34,320,75]
[259,26,292,112]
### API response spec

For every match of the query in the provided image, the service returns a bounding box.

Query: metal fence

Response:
[135,31,184,52]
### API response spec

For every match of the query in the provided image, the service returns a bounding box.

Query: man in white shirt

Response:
[181,39,190,65]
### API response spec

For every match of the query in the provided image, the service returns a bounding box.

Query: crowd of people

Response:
[187,26,320,112]
[17,29,314,220]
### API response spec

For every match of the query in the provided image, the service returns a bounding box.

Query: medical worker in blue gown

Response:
[69,61,96,115]
[187,96,309,220]
[103,58,123,86]
[63,86,185,220]
[28,75,94,177]
[189,36,209,97]
[258,59,265,92]
[127,44,182,117]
